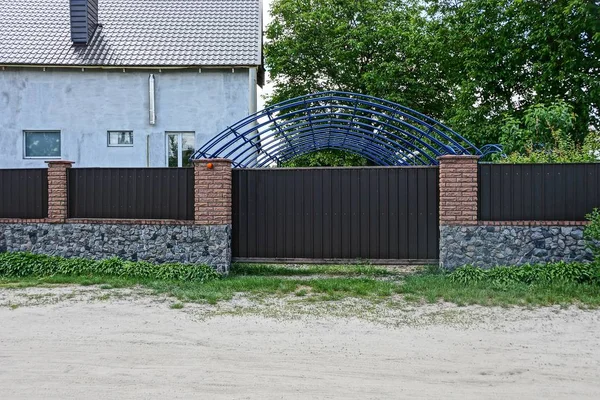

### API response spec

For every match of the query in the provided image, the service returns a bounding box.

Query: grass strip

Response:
[1,261,600,308]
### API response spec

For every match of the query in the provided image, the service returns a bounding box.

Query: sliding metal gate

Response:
[232,167,439,263]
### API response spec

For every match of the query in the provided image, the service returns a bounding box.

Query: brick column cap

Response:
[45,160,75,166]
[192,158,232,164]
[437,155,480,161]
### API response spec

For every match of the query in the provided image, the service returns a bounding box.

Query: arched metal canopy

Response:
[191,91,501,167]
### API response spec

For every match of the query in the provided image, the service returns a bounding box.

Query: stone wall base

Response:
[440,225,593,269]
[0,223,231,274]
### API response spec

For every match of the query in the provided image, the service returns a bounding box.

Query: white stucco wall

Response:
[0,68,251,168]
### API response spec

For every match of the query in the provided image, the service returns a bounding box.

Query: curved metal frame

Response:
[192,91,501,167]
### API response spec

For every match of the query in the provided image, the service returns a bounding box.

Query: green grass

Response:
[0,269,402,305]
[401,272,600,307]
[1,263,600,308]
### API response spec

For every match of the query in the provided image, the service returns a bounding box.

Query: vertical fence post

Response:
[193,159,233,225]
[45,161,74,223]
[438,155,479,226]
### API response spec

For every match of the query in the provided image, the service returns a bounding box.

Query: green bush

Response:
[585,208,600,258]
[0,252,221,282]
[449,261,599,286]
[449,265,486,284]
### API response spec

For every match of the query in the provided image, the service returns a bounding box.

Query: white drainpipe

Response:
[149,74,156,125]
[249,67,258,115]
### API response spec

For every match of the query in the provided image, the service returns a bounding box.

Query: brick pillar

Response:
[438,155,479,226]
[46,161,74,223]
[193,159,232,225]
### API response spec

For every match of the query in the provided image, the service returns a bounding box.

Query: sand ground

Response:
[0,286,599,399]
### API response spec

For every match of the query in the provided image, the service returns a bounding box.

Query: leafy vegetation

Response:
[449,262,599,286]
[495,101,599,163]
[280,149,369,168]
[2,257,600,307]
[0,252,220,283]
[265,0,599,164]
[584,208,600,258]
[401,272,600,307]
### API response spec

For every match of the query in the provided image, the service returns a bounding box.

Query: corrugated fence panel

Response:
[0,169,48,219]
[232,167,439,261]
[68,168,194,220]
[479,163,600,221]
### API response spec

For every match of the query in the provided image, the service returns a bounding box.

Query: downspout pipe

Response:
[149,74,156,125]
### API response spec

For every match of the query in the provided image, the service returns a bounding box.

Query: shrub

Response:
[449,261,599,286]
[449,265,486,284]
[585,208,600,259]
[0,252,221,282]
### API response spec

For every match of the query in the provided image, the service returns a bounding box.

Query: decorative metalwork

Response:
[192,91,502,167]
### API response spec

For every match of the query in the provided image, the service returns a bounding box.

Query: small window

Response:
[24,131,61,158]
[108,131,134,147]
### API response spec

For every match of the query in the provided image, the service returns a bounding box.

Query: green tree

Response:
[426,0,599,146]
[280,149,368,167]
[265,0,448,118]
[265,0,600,159]
[500,99,576,154]
[496,100,599,163]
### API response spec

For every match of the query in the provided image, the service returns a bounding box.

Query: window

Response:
[108,131,134,147]
[166,132,195,167]
[24,131,61,158]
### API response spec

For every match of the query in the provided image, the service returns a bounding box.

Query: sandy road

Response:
[0,287,599,399]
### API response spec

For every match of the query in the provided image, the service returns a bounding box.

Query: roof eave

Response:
[0,63,262,70]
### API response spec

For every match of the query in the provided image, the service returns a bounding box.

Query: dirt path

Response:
[0,286,599,399]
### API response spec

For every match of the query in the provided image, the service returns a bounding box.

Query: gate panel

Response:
[232,167,439,263]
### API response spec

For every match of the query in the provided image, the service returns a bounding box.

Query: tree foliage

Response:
[493,99,600,163]
[430,0,599,145]
[265,0,449,118]
[280,149,368,167]
[500,99,577,153]
[265,0,600,165]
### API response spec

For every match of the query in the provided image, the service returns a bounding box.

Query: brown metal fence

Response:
[0,169,48,219]
[479,163,600,221]
[232,167,439,262]
[68,168,194,220]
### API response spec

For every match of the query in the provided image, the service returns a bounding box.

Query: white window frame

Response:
[107,130,134,147]
[166,131,195,168]
[23,130,61,159]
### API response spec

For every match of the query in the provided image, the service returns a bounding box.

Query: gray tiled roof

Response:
[0,0,262,67]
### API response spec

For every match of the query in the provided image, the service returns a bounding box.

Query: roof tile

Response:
[0,0,262,67]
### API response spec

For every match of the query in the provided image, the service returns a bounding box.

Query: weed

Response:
[0,252,220,283]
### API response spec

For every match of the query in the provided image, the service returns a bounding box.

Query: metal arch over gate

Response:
[192,91,499,167]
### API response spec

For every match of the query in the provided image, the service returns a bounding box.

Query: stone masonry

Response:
[0,223,231,273]
[440,225,593,269]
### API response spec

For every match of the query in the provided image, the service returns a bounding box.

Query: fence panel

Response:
[233,167,439,262]
[479,163,600,221]
[68,168,194,220]
[0,169,48,219]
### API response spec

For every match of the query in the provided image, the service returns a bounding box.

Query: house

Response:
[0,0,263,168]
